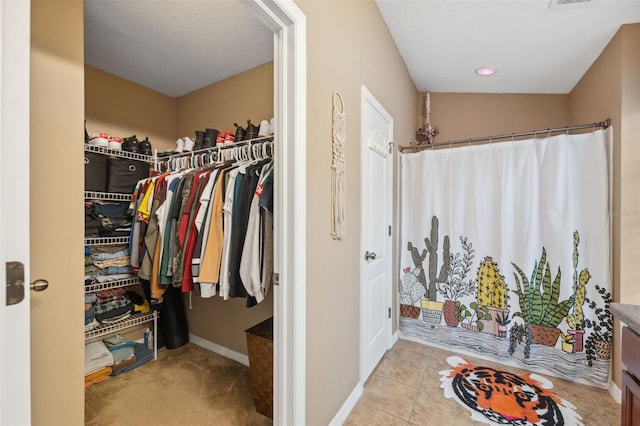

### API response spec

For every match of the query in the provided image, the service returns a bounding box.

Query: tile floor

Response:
[345,338,621,426]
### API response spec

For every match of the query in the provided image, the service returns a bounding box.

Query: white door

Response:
[0,1,32,424]
[360,86,393,382]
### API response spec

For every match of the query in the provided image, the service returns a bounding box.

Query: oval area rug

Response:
[440,356,583,426]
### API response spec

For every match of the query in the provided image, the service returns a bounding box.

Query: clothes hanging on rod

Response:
[399,118,611,153]
[128,139,274,308]
[155,136,274,173]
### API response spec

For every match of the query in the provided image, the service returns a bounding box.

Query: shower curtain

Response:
[399,128,612,386]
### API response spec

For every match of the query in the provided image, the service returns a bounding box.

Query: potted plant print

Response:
[408,216,449,326]
[458,301,491,332]
[495,311,511,338]
[437,236,477,327]
[584,284,613,366]
[509,322,533,359]
[565,231,591,353]
[560,333,576,353]
[476,256,509,336]
[399,266,424,318]
[512,247,575,347]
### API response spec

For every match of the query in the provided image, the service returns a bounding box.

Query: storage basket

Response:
[245,317,273,419]
[107,158,150,193]
[84,152,108,192]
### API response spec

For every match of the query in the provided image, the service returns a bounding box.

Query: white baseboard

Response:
[390,331,399,347]
[189,333,249,367]
[610,380,622,404]
[329,381,363,426]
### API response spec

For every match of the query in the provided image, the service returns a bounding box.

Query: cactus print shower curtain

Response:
[399,128,612,386]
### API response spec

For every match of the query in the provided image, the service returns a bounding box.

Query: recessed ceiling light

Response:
[475,67,497,76]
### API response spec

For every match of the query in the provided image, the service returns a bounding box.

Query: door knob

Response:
[30,279,49,292]
[365,251,377,260]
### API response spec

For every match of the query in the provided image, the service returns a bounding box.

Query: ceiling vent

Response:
[552,0,593,5]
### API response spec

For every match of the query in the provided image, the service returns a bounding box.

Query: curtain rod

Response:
[399,118,611,153]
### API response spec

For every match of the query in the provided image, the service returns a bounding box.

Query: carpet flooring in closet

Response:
[84,343,272,426]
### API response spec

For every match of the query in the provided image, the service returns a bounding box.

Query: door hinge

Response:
[5,261,25,306]
[388,141,394,154]
[273,273,280,286]
[388,225,391,236]
[388,307,392,319]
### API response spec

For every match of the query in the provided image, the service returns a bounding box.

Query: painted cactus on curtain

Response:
[399,129,612,386]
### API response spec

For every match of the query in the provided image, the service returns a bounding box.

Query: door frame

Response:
[359,85,393,383]
[240,1,307,424]
[0,0,31,424]
[0,0,307,424]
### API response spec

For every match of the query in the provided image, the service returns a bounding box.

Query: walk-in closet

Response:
[82,2,277,423]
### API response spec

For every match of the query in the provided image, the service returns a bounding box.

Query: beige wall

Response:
[570,23,640,390]
[296,1,418,423]
[85,65,177,152]
[30,1,85,424]
[176,62,273,140]
[176,62,275,355]
[429,93,569,142]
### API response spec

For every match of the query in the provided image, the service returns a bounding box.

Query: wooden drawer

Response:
[623,370,640,426]
[623,326,640,377]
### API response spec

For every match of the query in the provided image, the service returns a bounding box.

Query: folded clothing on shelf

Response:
[93,273,134,283]
[90,248,129,261]
[92,256,130,270]
[85,202,132,237]
[88,244,129,255]
[103,333,127,347]
[84,366,113,388]
[93,299,128,315]
[109,345,135,363]
[110,343,153,376]
[95,301,133,323]
[85,307,95,325]
[85,319,99,332]
[89,201,130,219]
[85,340,114,375]
[110,356,137,375]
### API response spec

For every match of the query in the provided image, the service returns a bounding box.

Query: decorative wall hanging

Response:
[331,91,346,240]
[414,92,439,146]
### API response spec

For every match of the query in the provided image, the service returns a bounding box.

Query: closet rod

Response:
[162,135,274,160]
[399,118,611,153]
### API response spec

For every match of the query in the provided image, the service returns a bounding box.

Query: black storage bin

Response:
[107,158,150,193]
[84,152,108,192]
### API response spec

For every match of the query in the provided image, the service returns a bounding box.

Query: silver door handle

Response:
[30,279,49,292]
[365,251,377,260]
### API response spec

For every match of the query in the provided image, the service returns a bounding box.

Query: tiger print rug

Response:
[440,356,583,426]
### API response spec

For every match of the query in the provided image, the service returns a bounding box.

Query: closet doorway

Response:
[33,1,306,424]
[88,1,305,424]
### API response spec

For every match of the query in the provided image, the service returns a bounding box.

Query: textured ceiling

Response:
[84,0,273,98]
[376,0,640,94]
[85,1,640,97]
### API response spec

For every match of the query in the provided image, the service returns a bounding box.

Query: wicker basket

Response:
[245,317,273,419]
